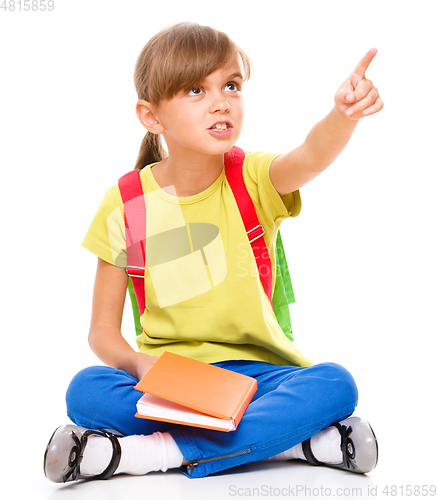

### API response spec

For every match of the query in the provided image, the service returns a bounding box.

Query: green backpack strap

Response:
[272,231,295,341]
[128,278,143,336]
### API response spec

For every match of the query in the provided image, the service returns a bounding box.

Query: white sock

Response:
[265,426,342,464]
[308,426,342,464]
[81,432,184,476]
[80,433,113,475]
[265,443,305,461]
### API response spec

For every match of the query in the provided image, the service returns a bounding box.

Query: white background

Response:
[1,0,436,498]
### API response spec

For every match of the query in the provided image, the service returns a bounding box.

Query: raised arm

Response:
[88,257,158,380]
[270,48,383,196]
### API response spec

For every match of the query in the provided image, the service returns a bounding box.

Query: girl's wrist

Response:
[332,104,360,128]
[131,352,159,381]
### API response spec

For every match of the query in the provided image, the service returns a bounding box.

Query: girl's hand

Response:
[335,48,383,120]
[134,353,160,381]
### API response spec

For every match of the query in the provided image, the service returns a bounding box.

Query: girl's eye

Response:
[187,88,204,96]
[224,82,239,92]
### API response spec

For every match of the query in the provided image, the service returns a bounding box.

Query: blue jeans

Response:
[66,361,357,478]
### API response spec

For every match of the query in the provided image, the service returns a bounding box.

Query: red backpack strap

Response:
[118,170,146,319]
[224,146,273,306]
[119,146,274,320]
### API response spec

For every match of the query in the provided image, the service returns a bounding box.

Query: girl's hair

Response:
[133,22,252,170]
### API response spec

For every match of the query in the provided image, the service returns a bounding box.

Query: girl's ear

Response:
[136,100,164,134]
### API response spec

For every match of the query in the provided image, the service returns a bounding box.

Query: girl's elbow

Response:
[88,325,102,355]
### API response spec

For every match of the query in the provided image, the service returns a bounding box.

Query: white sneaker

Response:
[302,417,378,474]
[44,425,123,483]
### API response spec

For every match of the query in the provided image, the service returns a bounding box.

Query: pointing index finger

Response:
[352,48,378,79]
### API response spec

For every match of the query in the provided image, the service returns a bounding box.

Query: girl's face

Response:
[154,56,245,160]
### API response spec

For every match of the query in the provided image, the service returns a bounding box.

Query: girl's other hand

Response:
[335,48,383,120]
[134,353,160,381]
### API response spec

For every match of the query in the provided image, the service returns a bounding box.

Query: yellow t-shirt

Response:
[82,151,312,367]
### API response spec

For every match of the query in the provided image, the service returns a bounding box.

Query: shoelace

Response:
[62,429,122,483]
[332,423,356,470]
[62,431,97,483]
[63,431,88,482]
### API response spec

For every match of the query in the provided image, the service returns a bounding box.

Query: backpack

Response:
[118,146,296,341]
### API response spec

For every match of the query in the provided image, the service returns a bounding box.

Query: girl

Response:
[44,22,383,482]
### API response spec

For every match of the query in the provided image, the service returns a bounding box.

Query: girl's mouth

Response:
[210,122,229,131]
[208,121,233,137]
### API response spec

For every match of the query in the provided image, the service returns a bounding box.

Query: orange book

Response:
[134,351,257,432]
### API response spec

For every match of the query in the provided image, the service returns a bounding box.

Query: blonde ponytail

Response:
[134,132,167,170]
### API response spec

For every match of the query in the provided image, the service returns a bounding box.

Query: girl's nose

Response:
[210,95,230,113]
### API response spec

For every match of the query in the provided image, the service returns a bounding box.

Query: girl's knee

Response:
[65,365,139,429]
[65,366,129,413]
[66,366,103,412]
[311,363,358,413]
[317,362,359,410]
